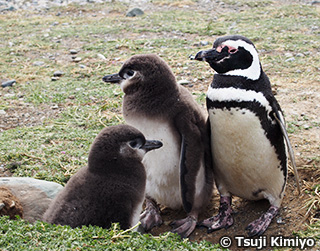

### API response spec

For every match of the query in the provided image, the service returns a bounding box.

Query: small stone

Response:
[51,104,59,109]
[285,57,295,62]
[303,124,310,130]
[126,8,144,17]
[1,79,16,88]
[79,64,86,69]
[51,77,59,81]
[73,57,82,62]
[0,110,6,115]
[200,41,209,46]
[4,93,15,98]
[0,6,16,12]
[53,71,64,77]
[178,79,191,85]
[97,53,107,60]
[296,53,305,57]
[70,49,78,55]
[311,1,320,5]
[276,217,284,224]
[285,52,293,58]
[33,61,45,66]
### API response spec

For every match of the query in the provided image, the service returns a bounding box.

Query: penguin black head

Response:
[88,125,162,172]
[102,54,177,94]
[194,35,261,80]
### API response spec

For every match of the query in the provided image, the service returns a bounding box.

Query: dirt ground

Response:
[149,170,318,250]
[0,0,319,249]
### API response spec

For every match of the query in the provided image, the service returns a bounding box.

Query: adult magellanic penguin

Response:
[43,125,162,230]
[193,35,300,236]
[103,54,214,237]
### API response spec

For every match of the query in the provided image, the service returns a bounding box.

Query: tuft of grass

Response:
[0,217,219,250]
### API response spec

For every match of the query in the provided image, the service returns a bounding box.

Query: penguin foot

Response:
[246,205,279,237]
[200,212,234,233]
[199,196,233,232]
[140,198,163,231]
[170,215,197,238]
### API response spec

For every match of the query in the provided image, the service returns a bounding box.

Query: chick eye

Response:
[129,138,143,149]
[127,70,135,76]
[129,140,138,148]
[123,69,135,79]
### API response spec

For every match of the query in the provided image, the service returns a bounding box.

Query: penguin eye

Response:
[228,47,238,54]
[129,140,138,148]
[129,138,143,149]
[123,69,135,79]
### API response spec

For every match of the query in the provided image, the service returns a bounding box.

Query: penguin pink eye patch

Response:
[216,45,238,54]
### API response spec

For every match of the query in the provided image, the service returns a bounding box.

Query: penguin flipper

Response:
[179,134,193,213]
[273,111,301,194]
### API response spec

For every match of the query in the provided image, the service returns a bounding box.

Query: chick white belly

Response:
[125,117,182,209]
[209,108,284,204]
[130,196,145,229]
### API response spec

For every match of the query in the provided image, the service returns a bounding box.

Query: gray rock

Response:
[53,70,64,77]
[4,93,15,98]
[276,216,284,224]
[285,57,295,62]
[0,177,63,199]
[73,57,82,62]
[1,79,16,88]
[0,6,16,12]
[51,77,59,81]
[200,41,209,46]
[33,61,45,66]
[126,8,144,17]
[51,104,59,109]
[0,178,63,222]
[285,52,293,58]
[70,49,78,54]
[97,53,107,60]
[178,79,191,85]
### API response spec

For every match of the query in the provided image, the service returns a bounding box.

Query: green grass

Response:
[0,0,319,248]
[0,217,217,250]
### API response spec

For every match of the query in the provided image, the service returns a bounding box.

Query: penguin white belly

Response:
[125,116,182,209]
[130,197,145,229]
[209,107,284,205]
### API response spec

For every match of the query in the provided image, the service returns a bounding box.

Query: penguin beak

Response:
[102,73,123,84]
[193,48,222,62]
[141,140,163,152]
